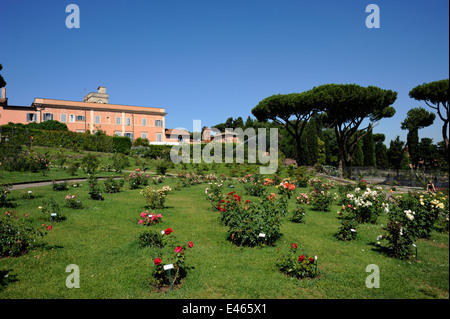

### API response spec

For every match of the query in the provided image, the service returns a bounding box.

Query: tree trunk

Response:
[443,120,449,162]
[344,153,353,180]
[295,135,303,168]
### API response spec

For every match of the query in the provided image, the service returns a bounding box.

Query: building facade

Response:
[0,87,167,143]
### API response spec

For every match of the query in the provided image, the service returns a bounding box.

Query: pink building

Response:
[0,86,167,143]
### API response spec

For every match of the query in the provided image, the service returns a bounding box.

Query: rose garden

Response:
[0,144,448,298]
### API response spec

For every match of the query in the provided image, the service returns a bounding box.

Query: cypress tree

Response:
[362,127,376,167]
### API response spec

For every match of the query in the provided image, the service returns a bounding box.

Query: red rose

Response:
[309,257,314,263]
[47,225,53,231]
[298,255,305,262]
[165,227,173,235]
[154,257,161,265]
[175,246,183,254]
[291,243,298,250]
[188,241,193,248]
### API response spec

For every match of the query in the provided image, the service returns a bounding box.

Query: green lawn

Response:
[0,174,448,299]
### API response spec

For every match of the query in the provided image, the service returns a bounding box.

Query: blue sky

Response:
[1,0,448,145]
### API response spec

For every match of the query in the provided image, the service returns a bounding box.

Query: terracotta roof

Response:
[32,98,166,115]
[165,128,190,136]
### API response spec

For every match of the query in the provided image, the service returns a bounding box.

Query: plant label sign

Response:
[259,233,266,238]
[164,264,174,271]
[51,213,57,217]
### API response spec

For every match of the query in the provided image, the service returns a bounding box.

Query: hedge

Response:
[0,124,130,154]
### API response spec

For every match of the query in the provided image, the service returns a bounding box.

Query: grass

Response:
[1,146,274,184]
[0,173,448,299]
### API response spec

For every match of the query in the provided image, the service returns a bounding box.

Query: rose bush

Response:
[308,179,333,212]
[340,187,388,224]
[0,211,52,257]
[394,191,448,238]
[141,185,171,209]
[138,211,163,226]
[65,194,84,209]
[152,238,194,288]
[220,191,288,247]
[276,243,318,279]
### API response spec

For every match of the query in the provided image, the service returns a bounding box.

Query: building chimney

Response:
[1,87,5,99]
[98,86,106,94]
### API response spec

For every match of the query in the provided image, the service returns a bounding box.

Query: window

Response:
[141,118,147,126]
[43,113,53,121]
[76,115,85,121]
[124,132,133,140]
[69,114,75,122]
[95,115,101,124]
[155,120,163,127]
[156,133,162,142]
[141,132,147,139]
[115,131,122,137]
[116,117,121,125]
[26,113,37,122]
[60,114,67,122]
[126,117,131,126]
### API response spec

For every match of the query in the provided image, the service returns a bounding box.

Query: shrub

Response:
[0,211,51,257]
[52,181,69,191]
[291,206,306,223]
[152,175,165,185]
[104,176,124,193]
[276,180,296,199]
[132,137,149,147]
[128,169,149,189]
[223,192,287,247]
[112,136,132,154]
[111,153,130,173]
[377,206,417,259]
[1,148,50,173]
[152,240,194,288]
[308,179,333,212]
[65,194,84,209]
[66,161,79,176]
[244,180,266,197]
[341,187,389,224]
[88,175,104,200]
[138,211,163,226]
[335,215,358,241]
[141,186,171,209]
[294,176,309,188]
[293,167,309,188]
[277,243,318,279]
[21,190,37,200]
[30,120,68,131]
[0,184,11,207]
[205,182,224,211]
[40,197,65,222]
[296,193,310,205]
[155,159,171,175]
[138,229,165,248]
[395,191,447,238]
[81,153,99,174]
